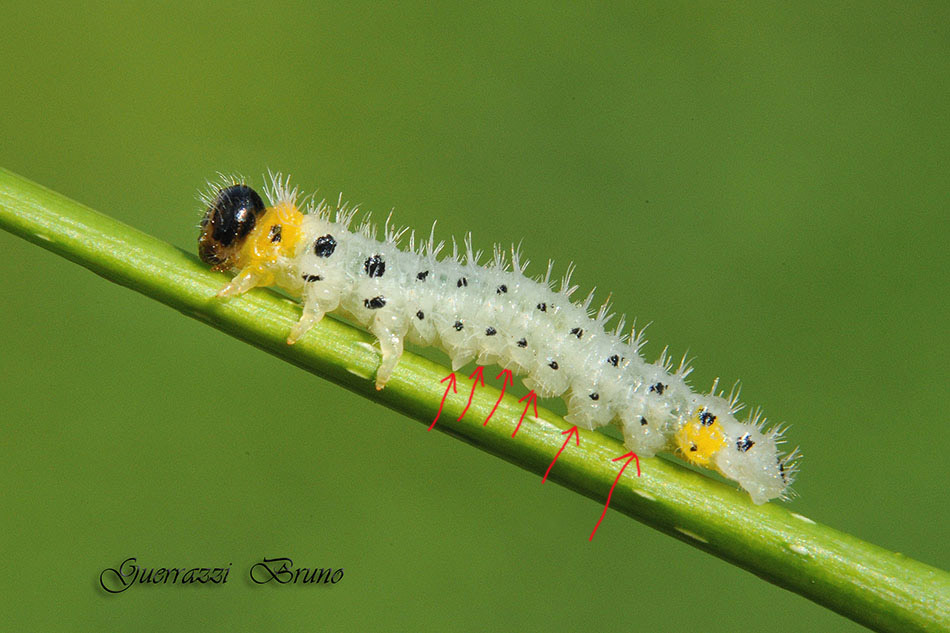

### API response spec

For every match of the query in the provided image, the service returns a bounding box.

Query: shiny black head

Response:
[198,184,266,269]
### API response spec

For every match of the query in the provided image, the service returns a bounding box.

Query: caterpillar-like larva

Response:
[197,174,800,504]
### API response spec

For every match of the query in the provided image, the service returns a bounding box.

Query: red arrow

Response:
[457,366,485,421]
[511,390,538,438]
[428,373,457,431]
[484,368,514,426]
[589,452,641,541]
[542,426,580,484]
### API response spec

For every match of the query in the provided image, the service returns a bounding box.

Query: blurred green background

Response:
[1,2,947,631]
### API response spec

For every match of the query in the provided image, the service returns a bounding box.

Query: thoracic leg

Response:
[287,306,325,344]
[217,267,270,297]
[287,279,339,344]
[370,311,409,390]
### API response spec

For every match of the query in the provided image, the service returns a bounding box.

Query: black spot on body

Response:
[314,234,337,258]
[485,327,497,336]
[649,382,667,395]
[268,224,282,243]
[516,338,527,348]
[302,274,322,282]
[640,416,648,426]
[457,277,468,288]
[537,302,547,312]
[570,327,583,339]
[607,355,619,367]
[496,285,507,294]
[778,459,789,483]
[416,270,429,281]
[363,254,385,277]
[689,445,698,452]
[548,360,559,370]
[589,393,599,401]
[364,296,386,309]
[737,434,755,452]
[416,310,424,320]
[454,321,464,331]
[699,410,717,426]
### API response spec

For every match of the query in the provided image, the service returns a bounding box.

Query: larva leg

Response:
[370,311,409,390]
[450,352,475,373]
[287,275,341,344]
[217,267,270,297]
[287,305,325,344]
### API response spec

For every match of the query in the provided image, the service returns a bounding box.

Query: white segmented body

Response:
[210,175,800,504]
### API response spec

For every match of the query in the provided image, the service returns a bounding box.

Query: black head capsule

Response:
[198,184,266,269]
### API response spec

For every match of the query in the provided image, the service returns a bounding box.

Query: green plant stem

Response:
[0,167,946,632]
